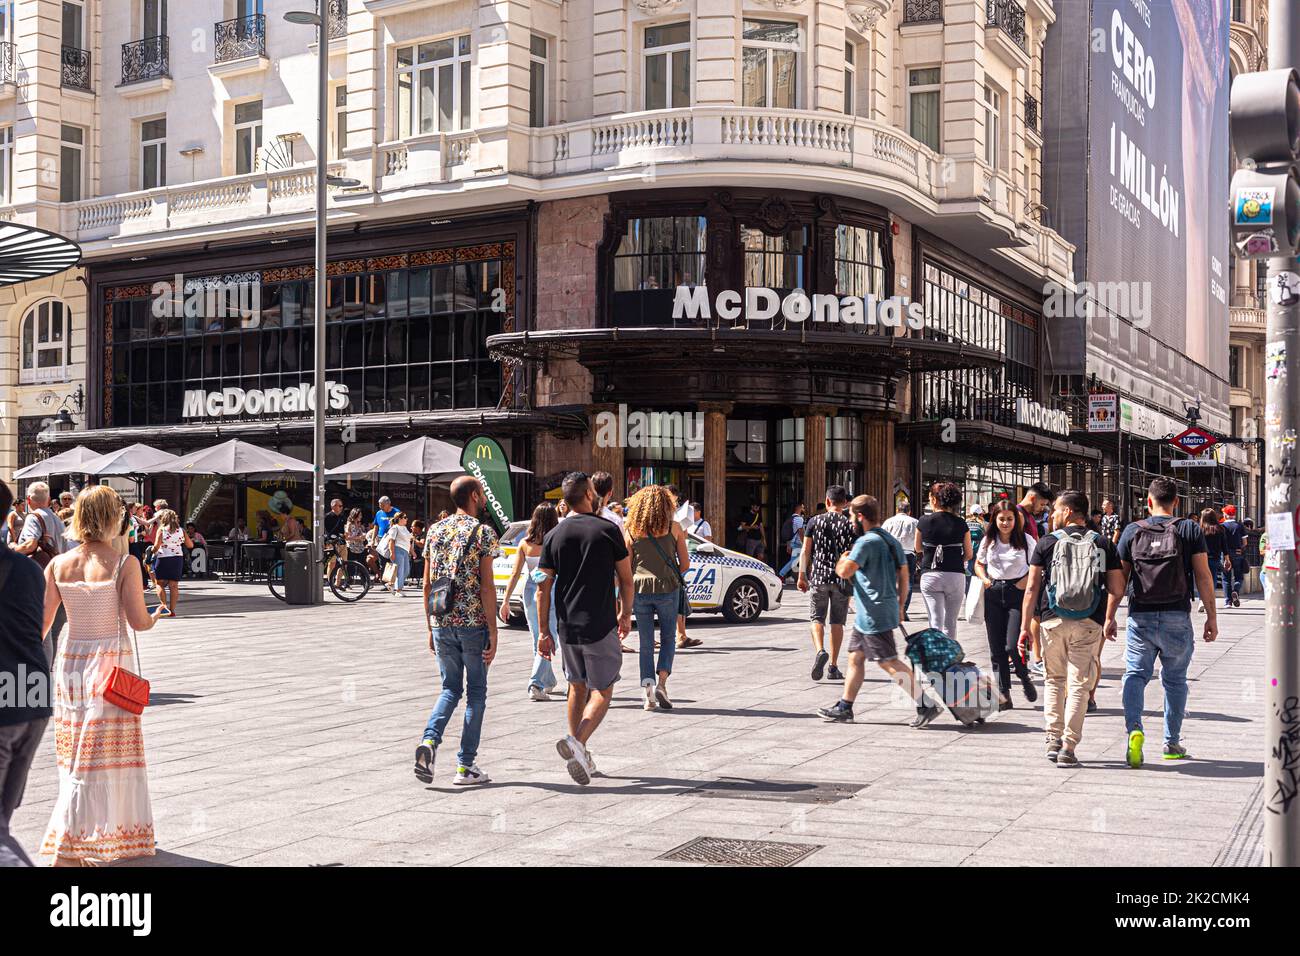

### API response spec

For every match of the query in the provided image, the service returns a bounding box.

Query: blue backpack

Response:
[904,627,964,675]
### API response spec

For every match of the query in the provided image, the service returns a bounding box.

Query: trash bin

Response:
[283,541,316,605]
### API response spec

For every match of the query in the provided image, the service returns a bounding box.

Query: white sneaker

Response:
[642,680,657,711]
[556,735,593,786]
[586,749,602,778]
[528,684,548,702]
[452,764,490,786]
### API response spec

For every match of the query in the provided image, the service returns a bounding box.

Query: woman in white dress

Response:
[39,485,163,866]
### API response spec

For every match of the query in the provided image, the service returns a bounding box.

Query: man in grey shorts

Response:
[798,485,857,682]
[538,472,633,786]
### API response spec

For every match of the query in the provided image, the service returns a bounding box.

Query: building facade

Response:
[6,0,1108,556]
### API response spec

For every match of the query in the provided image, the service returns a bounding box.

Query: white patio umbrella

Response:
[13,444,102,480]
[82,443,180,477]
[326,436,530,481]
[163,439,315,477]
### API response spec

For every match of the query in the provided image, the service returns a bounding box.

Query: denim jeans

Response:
[634,590,679,684]
[1122,610,1194,746]
[393,548,412,590]
[422,625,489,767]
[523,574,558,691]
[1213,560,1236,604]
[778,545,802,578]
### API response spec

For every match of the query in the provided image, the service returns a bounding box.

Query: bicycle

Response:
[267,537,372,603]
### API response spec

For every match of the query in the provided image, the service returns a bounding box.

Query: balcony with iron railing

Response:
[215,14,266,63]
[121,35,168,85]
[986,0,1027,51]
[1024,92,1039,134]
[0,41,14,86]
[902,0,943,23]
[61,45,92,92]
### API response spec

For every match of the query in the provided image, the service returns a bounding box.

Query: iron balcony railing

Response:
[1025,92,1039,133]
[61,45,92,91]
[0,41,13,85]
[327,0,348,40]
[987,0,1027,51]
[121,35,169,85]
[215,13,266,63]
[902,0,943,23]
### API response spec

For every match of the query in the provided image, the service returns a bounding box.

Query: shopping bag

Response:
[961,576,984,624]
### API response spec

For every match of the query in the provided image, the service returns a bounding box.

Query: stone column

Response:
[864,411,896,511]
[804,407,833,511]
[589,402,625,500]
[701,401,732,543]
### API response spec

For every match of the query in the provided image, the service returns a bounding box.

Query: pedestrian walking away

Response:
[39,485,163,865]
[1220,504,1246,607]
[972,499,1037,710]
[11,481,70,668]
[881,502,919,620]
[499,502,563,701]
[149,509,192,618]
[664,485,702,649]
[623,485,690,712]
[1200,509,1235,611]
[777,502,806,581]
[415,477,501,788]
[1018,490,1124,768]
[0,480,52,867]
[798,485,857,682]
[817,495,942,729]
[536,472,634,786]
[915,482,972,644]
[1116,478,1218,767]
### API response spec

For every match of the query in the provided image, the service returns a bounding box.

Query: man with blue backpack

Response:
[1019,490,1125,767]
[1116,478,1218,766]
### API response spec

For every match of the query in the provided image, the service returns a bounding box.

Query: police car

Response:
[493,521,782,624]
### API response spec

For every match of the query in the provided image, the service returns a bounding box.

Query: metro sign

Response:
[1169,427,1219,456]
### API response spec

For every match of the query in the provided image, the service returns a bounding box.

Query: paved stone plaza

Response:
[11,581,1266,867]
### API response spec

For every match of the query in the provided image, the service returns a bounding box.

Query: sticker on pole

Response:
[1267,342,1287,382]
[1234,187,1274,225]
[1169,427,1218,456]
[1267,511,1296,552]
[1239,230,1279,257]
[1270,272,1300,307]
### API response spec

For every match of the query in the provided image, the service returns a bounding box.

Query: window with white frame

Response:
[59,124,84,202]
[62,0,84,49]
[983,83,1001,170]
[333,85,348,158]
[529,34,548,127]
[644,21,690,110]
[741,19,800,109]
[141,117,166,190]
[20,300,73,382]
[0,126,12,204]
[396,35,471,137]
[844,40,855,115]
[234,99,262,175]
[908,67,940,151]
[0,0,14,44]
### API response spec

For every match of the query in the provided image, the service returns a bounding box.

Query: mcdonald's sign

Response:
[461,435,514,534]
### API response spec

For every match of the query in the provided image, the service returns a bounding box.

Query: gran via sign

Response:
[672,287,928,330]
[182,383,350,419]
[1015,397,1071,437]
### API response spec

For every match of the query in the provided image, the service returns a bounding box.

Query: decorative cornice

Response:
[750,0,810,10]
[631,0,685,14]
[846,0,893,33]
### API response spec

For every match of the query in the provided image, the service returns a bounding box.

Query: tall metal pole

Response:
[310,12,327,604]
[1265,0,1300,867]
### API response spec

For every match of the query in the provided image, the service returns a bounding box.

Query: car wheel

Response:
[508,610,528,629]
[722,577,764,623]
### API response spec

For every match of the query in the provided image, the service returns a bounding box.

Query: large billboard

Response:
[1085,0,1231,377]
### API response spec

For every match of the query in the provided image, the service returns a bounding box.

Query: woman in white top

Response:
[380,511,414,595]
[150,509,192,618]
[973,499,1037,710]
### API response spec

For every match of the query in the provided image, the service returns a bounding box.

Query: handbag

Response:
[426,521,483,617]
[29,512,60,570]
[647,534,692,618]
[104,558,150,715]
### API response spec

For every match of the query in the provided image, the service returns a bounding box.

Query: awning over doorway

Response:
[0,221,81,285]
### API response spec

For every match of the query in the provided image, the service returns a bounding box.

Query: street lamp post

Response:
[286,5,359,604]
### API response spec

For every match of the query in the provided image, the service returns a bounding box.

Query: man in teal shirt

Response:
[817,494,941,729]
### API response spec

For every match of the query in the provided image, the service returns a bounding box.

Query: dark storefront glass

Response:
[105,248,507,427]
[612,216,706,325]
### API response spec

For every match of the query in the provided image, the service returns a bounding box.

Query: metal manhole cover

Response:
[658,836,823,867]
[684,778,863,804]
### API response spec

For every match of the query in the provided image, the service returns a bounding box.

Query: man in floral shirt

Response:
[414,476,500,788]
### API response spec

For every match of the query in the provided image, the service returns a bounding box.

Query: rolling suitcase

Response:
[902,626,998,727]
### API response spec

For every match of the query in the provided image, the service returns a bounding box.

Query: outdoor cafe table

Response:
[236,541,282,580]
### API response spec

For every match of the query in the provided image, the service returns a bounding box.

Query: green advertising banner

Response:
[461,435,514,534]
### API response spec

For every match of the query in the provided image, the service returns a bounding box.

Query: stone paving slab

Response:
[8,579,1267,867]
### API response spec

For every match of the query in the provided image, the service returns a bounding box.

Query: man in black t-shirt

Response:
[1019,490,1125,768]
[798,486,857,682]
[538,472,633,787]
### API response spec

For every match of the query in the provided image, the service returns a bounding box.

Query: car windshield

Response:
[499,521,528,546]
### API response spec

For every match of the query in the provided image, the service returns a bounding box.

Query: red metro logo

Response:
[1169,427,1219,456]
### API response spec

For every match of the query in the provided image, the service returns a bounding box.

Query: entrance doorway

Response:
[726,471,769,562]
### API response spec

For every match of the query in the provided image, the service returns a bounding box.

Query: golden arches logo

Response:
[474,444,493,459]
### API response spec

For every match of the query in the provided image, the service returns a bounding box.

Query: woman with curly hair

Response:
[622,485,690,711]
[915,481,972,643]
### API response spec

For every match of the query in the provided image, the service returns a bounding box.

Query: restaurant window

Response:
[833,224,885,297]
[741,19,800,109]
[727,418,768,466]
[741,224,806,295]
[529,34,548,127]
[611,215,706,326]
[104,249,508,427]
[644,21,690,110]
[233,100,262,175]
[59,124,85,201]
[908,67,941,152]
[20,299,73,383]
[396,34,472,136]
[140,117,166,190]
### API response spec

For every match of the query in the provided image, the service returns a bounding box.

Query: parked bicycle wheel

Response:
[328,559,372,603]
[267,560,286,602]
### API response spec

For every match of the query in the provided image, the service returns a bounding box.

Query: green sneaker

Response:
[1163,743,1189,760]
[1126,729,1144,768]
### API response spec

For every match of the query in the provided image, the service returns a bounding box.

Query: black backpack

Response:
[1129,518,1188,604]
[780,516,796,545]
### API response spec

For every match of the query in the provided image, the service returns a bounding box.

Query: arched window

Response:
[19,299,73,383]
